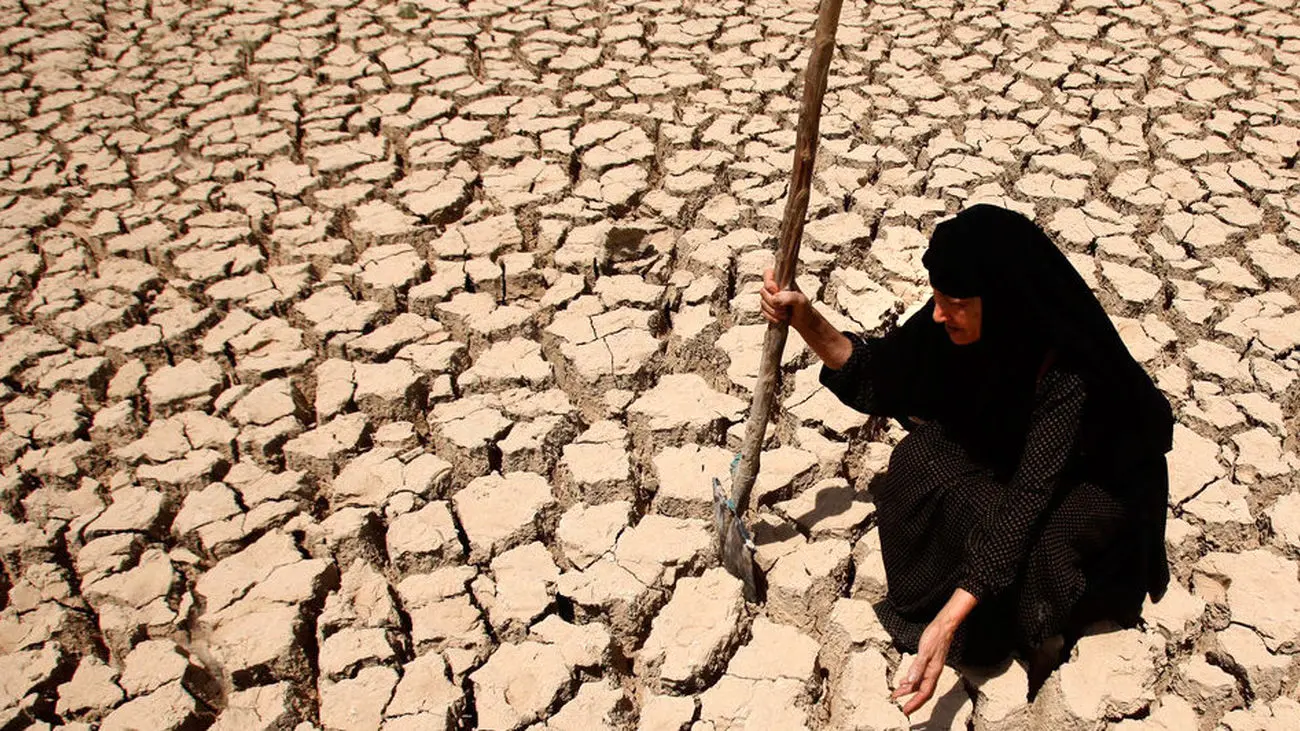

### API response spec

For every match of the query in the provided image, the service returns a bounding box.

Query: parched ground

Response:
[0,0,1298,728]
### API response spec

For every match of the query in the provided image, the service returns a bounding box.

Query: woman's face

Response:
[932,289,983,345]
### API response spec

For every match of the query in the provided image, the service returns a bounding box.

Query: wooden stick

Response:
[729,0,844,514]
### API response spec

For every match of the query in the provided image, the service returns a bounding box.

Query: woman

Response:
[760,204,1173,714]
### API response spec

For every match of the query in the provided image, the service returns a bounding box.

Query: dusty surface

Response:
[0,0,1299,728]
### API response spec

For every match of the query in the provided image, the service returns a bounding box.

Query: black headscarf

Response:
[920,204,1174,473]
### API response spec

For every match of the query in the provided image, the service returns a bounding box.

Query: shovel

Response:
[715,0,845,603]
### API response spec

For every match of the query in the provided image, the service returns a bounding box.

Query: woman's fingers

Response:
[891,655,924,700]
[759,269,808,326]
[760,289,795,325]
[901,675,937,716]
[900,653,946,715]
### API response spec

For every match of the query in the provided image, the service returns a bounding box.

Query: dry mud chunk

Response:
[1142,581,1206,644]
[136,450,227,492]
[753,446,820,506]
[355,242,426,307]
[851,529,888,602]
[1213,624,1292,702]
[385,651,463,726]
[1172,653,1241,720]
[479,541,560,639]
[353,360,425,421]
[453,471,556,563]
[636,567,746,693]
[315,508,387,572]
[318,627,397,680]
[331,447,451,510]
[55,655,123,718]
[386,501,463,574]
[766,538,852,632]
[544,303,662,398]
[774,477,874,539]
[0,643,66,715]
[650,444,732,520]
[283,413,370,479]
[830,648,910,730]
[1232,427,1293,482]
[319,664,398,731]
[556,558,662,647]
[499,415,579,476]
[209,682,298,731]
[638,693,697,731]
[820,598,892,687]
[294,285,381,343]
[714,323,807,393]
[314,359,355,421]
[229,378,306,427]
[965,658,1034,731]
[172,483,242,539]
[194,531,303,615]
[697,617,819,729]
[1183,480,1255,546]
[556,420,632,504]
[199,555,338,687]
[348,313,441,363]
[81,548,179,659]
[627,374,745,454]
[320,559,401,634]
[206,601,311,689]
[118,638,195,697]
[555,500,631,569]
[613,514,712,588]
[1034,628,1163,726]
[83,486,170,540]
[529,615,613,674]
[1168,424,1228,505]
[539,680,625,730]
[429,394,512,486]
[395,568,490,674]
[1218,696,1300,730]
[1112,694,1199,730]
[471,640,572,731]
[784,364,870,437]
[144,358,222,413]
[17,440,96,484]
[99,680,204,731]
[458,337,552,393]
[113,411,236,465]
[1194,550,1300,652]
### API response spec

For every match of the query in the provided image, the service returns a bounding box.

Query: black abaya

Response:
[821,330,1152,662]
[818,204,1173,664]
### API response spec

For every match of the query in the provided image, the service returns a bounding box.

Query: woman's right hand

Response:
[760,267,810,328]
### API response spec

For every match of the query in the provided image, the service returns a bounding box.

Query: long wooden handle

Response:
[730,0,844,511]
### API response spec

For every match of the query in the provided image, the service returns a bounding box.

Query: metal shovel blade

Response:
[713,477,760,603]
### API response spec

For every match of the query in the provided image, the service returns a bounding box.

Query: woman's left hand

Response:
[891,614,956,716]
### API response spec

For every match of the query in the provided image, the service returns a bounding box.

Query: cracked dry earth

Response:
[2,0,1300,728]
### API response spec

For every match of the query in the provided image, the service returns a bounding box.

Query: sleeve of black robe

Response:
[955,367,1087,601]
[817,306,941,420]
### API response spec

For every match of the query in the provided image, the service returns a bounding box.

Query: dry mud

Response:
[0,0,1299,728]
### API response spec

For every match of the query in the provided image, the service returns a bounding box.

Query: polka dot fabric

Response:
[821,330,1151,663]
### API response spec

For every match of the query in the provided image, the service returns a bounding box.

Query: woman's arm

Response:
[759,267,852,368]
[892,588,978,715]
[761,268,928,418]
